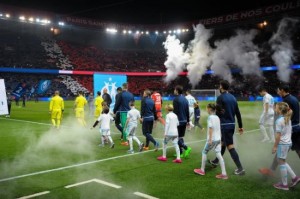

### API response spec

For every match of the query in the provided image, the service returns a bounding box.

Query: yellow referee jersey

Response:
[75,95,87,108]
[94,96,104,109]
[49,95,64,111]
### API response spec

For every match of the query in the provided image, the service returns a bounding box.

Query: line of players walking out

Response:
[49,81,300,191]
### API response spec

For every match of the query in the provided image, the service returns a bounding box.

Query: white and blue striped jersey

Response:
[263,93,274,115]
[207,114,221,142]
[185,94,196,108]
[275,116,292,145]
[127,107,141,127]
[165,111,179,136]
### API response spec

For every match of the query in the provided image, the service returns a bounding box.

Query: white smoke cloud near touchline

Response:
[163,23,262,86]
[163,35,190,83]
[269,17,299,83]
[211,29,262,82]
[186,24,213,88]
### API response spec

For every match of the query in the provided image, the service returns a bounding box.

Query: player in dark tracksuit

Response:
[113,87,123,138]
[210,80,245,175]
[113,83,134,141]
[173,85,192,157]
[140,89,159,150]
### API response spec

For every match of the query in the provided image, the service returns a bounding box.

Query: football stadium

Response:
[0,0,300,198]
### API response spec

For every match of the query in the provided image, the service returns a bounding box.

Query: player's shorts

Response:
[100,129,111,136]
[126,124,137,136]
[277,144,291,159]
[259,113,274,126]
[164,136,178,145]
[94,108,102,118]
[189,107,195,119]
[203,140,221,154]
[75,108,85,118]
[178,124,187,137]
[291,126,300,151]
[51,109,62,120]
[221,128,235,146]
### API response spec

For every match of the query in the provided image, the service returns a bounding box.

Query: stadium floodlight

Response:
[123,30,127,34]
[58,22,65,26]
[0,13,3,17]
[191,89,220,101]
[106,28,118,33]
[155,31,159,34]
[28,17,34,22]
[145,31,149,34]
[128,30,132,34]
[136,30,140,34]
[5,14,10,18]
[19,16,25,21]
[163,31,167,34]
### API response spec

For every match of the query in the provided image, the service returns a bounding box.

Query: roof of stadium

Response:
[0,0,292,25]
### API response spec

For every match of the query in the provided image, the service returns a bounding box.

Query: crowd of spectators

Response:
[1,19,300,99]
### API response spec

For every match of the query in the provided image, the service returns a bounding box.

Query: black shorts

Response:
[291,128,300,151]
[178,125,187,137]
[221,128,235,146]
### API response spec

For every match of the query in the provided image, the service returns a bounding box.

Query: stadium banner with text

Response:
[0,79,8,115]
[12,82,27,100]
[93,74,127,110]
[36,80,51,94]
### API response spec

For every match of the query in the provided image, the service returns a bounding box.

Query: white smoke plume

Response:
[186,24,213,88]
[211,29,261,82]
[269,17,298,83]
[163,35,190,83]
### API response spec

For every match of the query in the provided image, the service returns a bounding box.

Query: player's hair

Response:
[186,89,191,94]
[207,103,216,112]
[78,91,83,95]
[144,89,151,96]
[129,101,135,107]
[122,83,128,89]
[102,101,108,107]
[175,85,183,94]
[103,107,110,114]
[166,104,174,111]
[278,84,290,93]
[97,91,101,96]
[220,80,230,90]
[276,102,292,125]
[257,86,266,92]
[117,87,122,92]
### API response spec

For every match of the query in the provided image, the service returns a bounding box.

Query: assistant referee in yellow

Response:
[49,90,64,129]
[74,91,88,126]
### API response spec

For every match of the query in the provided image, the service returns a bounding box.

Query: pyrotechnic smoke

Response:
[163,35,190,83]
[211,29,261,82]
[269,17,298,83]
[186,24,213,88]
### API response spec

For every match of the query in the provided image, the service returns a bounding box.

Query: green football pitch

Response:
[0,101,299,199]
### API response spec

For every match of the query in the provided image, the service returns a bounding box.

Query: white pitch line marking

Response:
[93,179,122,189]
[17,191,50,199]
[0,117,52,126]
[65,179,94,188]
[134,192,159,199]
[65,178,121,189]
